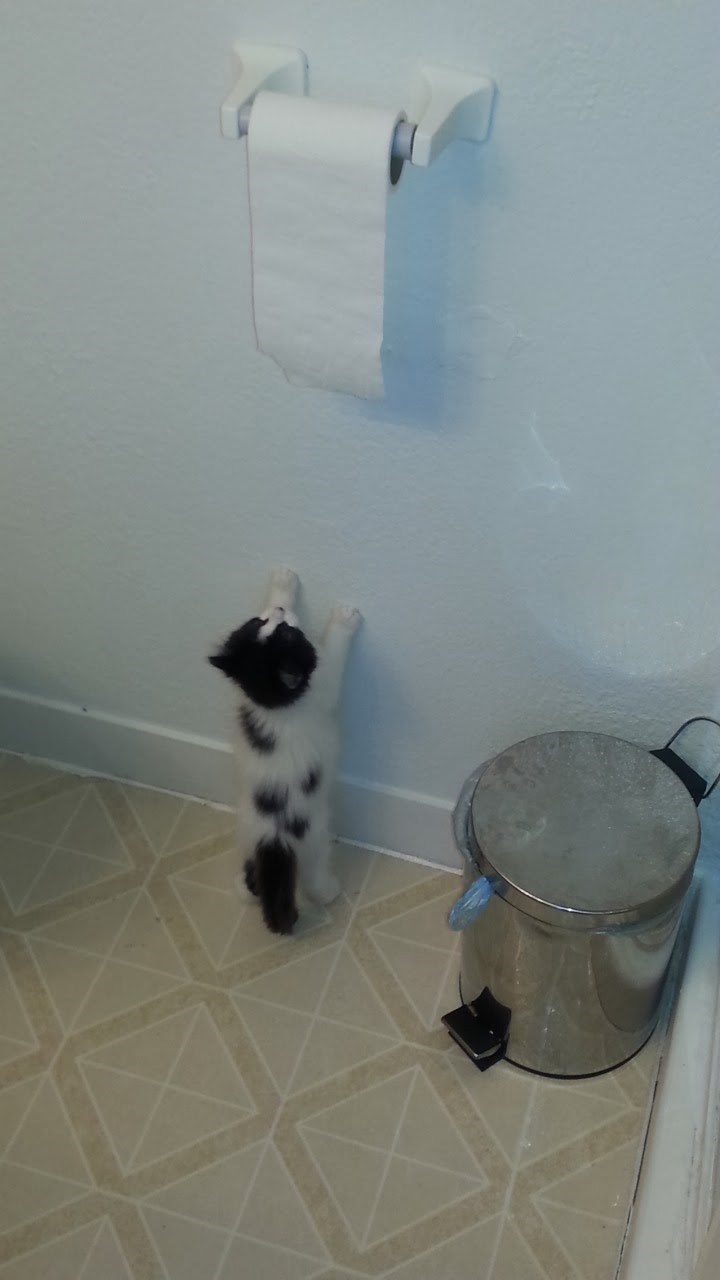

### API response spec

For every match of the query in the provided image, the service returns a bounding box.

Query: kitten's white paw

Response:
[329,606,362,634]
[268,566,299,606]
[306,874,341,906]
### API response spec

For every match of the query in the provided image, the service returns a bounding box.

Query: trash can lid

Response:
[470,731,700,928]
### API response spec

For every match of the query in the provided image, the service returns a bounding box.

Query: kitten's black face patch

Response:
[209,617,317,709]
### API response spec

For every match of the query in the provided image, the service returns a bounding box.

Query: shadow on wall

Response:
[361,139,518,431]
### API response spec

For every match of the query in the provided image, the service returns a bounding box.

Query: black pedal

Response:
[442,987,511,1072]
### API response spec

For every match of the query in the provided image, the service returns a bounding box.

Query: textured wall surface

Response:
[1,1,719,807]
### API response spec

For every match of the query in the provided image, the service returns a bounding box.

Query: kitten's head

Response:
[209,607,317,709]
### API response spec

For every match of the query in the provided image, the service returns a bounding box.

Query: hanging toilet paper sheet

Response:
[247,91,401,399]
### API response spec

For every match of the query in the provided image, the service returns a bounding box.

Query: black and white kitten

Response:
[209,568,361,935]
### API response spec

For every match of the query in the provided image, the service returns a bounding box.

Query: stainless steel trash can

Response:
[446,725,718,1077]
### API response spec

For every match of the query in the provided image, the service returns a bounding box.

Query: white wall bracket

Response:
[219,44,496,167]
[405,64,495,168]
[220,43,308,141]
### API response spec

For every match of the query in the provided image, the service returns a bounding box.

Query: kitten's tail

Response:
[251,836,298,935]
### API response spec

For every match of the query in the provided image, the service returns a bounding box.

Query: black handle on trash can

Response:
[651,716,720,806]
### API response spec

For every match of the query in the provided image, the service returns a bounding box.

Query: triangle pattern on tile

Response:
[0,1218,103,1280]
[290,1019,396,1094]
[26,937,105,1031]
[537,1200,622,1280]
[175,847,239,891]
[81,1004,254,1170]
[123,785,186,855]
[144,1142,264,1228]
[235,946,339,1015]
[83,1008,195,1082]
[131,1085,248,1169]
[521,1086,628,1165]
[0,949,37,1046]
[300,1070,414,1150]
[360,855,440,905]
[169,1005,254,1109]
[0,788,85,844]
[394,1070,486,1179]
[0,1163,89,1234]
[0,1077,43,1151]
[81,1062,163,1169]
[142,1206,229,1280]
[23,847,122,910]
[318,946,399,1036]
[387,1215,501,1280]
[6,1076,91,1183]
[535,1141,639,1218]
[370,932,451,1028]
[491,1217,549,1280]
[73,957,185,1030]
[224,901,294,965]
[0,1038,36,1067]
[171,877,243,967]
[0,838,55,913]
[31,891,138,956]
[82,1219,134,1280]
[218,1234,323,1280]
[163,802,234,855]
[300,1128,388,1244]
[451,1054,534,1165]
[57,788,129,864]
[232,996,312,1095]
[366,1154,482,1246]
[109,892,187,977]
[373,894,457,953]
[236,1142,329,1261]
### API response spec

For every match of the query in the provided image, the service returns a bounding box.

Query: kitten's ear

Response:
[208,648,232,676]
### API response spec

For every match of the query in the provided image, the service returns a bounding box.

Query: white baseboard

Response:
[0,687,458,869]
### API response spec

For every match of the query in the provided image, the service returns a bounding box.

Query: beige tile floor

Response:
[0,753,662,1279]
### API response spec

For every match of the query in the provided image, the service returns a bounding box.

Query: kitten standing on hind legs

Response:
[209,568,361,935]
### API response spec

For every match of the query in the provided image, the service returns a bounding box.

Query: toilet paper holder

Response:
[220,43,496,168]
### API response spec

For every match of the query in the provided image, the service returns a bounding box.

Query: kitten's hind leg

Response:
[298,829,341,906]
[264,566,300,613]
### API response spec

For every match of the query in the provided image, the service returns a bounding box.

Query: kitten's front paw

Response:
[268,566,300,604]
[329,606,362,634]
[307,873,341,906]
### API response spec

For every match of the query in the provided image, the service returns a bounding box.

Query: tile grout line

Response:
[123,1006,202,1171]
[533,1194,628,1226]
[93,786,135,870]
[0,1075,45,1156]
[207,850,378,1280]
[155,800,189,860]
[532,1199,588,1280]
[483,1076,541,1280]
[0,948,40,1053]
[429,937,461,1029]
[43,890,144,1072]
[359,1064,418,1250]
[15,786,89,912]
[35,1072,97,1187]
[78,1060,253,1117]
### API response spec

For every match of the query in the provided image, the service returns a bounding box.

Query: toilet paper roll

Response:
[247,91,402,399]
